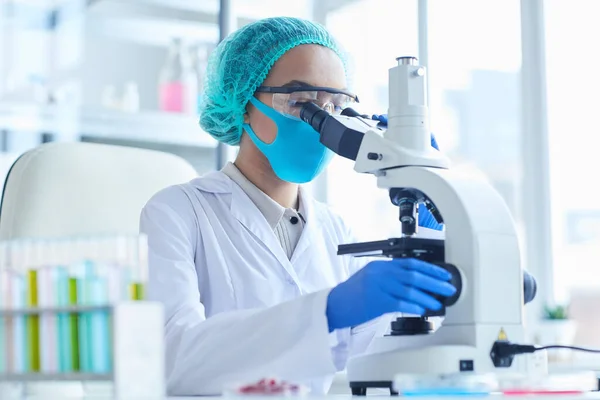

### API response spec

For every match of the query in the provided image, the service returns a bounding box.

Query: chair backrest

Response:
[0,142,198,240]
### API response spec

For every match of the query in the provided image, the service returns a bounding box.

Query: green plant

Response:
[543,305,569,320]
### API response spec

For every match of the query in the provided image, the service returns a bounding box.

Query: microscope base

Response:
[349,380,397,396]
[347,344,490,396]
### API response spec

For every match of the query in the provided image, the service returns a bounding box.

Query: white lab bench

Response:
[6,364,600,399]
[16,393,600,400]
[7,387,600,399]
[8,383,600,400]
[143,395,600,399]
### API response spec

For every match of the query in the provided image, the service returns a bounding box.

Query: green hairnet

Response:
[199,16,345,145]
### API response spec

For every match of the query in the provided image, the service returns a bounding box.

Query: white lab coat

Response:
[140,170,389,396]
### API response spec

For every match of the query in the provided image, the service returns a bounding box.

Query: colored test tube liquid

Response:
[106,265,120,372]
[107,311,114,372]
[68,277,80,372]
[130,282,145,301]
[77,262,94,373]
[56,267,72,372]
[26,270,40,372]
[90,276,110,373]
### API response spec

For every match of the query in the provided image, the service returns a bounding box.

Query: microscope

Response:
[300,57,537,395]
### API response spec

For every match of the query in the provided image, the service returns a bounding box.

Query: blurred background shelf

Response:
[0,103,216,148]
[4,0,360,47]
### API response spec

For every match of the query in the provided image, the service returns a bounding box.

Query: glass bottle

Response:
[158,38,197,114]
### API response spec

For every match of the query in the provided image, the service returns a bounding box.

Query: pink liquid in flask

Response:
[159,82,185,113]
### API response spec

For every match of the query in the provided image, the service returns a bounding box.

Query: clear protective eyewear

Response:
[255,85,359,119]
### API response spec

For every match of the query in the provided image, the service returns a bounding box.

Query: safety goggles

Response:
[255,85,359,118]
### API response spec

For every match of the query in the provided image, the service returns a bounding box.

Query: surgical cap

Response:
[199,17,345,145]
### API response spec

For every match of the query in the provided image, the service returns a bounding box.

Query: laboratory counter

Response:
[8,387,600,399]
[9,386,600,399]
[6,373,600,399]
[114,394,600,399]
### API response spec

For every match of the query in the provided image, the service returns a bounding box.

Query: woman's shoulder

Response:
[144,171,233,216]
[307,196,354,241]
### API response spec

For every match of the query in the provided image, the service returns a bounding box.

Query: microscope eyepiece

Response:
[300,102,330,133]
[299,102,366,161]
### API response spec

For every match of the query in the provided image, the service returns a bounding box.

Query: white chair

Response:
[0,142,198,240]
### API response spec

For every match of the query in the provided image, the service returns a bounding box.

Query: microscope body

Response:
[346,166,525,389]
[302,57,528,394]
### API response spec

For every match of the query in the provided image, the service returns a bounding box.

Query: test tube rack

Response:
[0,301,165,399]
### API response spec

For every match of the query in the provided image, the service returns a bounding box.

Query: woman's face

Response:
[243,44,347,145]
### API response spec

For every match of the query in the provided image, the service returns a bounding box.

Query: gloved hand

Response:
[326,258,456,332]
[371,114,439,150]
[372,113,443,231]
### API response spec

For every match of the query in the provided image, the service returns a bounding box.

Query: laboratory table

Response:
[12,391,600,399]
[170,395,600,399]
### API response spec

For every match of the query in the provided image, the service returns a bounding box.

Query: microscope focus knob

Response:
[422,263,462,318]
[436,263,463,307]
[523,270,537,304]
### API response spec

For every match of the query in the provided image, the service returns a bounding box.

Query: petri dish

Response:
[393,373,498,397]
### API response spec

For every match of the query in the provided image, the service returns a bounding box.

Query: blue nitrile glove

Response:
[326,258,456,332]
[373,113,443,230]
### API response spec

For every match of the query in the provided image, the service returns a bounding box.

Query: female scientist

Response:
[140,17,456,396]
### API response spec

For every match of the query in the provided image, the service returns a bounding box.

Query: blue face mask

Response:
[243,97,333,184]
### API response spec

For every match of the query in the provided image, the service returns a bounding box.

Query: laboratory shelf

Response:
[0,302,163,396]
[0,305,111,316]
[0,103,217,148]
[6,0,359,48]
[0,373,113,382]
[79,107,216,148]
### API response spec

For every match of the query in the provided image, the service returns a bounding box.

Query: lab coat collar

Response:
[290,186,314,264]
[211,171,301,283]
[221,162,285,230]
[189,170,232,194]
[191,171,321,286]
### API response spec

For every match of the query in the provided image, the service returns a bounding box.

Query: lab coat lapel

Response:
[229,181,300,282]
[290,188,316,266]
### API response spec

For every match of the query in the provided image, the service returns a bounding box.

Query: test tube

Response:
[138,234,148,300]
[87,237,111,374]
[128,235,147,301]
[68,239,82,372]
[115,236,130,302]
[0,242,8,374]
[21,240,41,373]
[12,274,26,374]
[75,237,93,373]
[55,239,72,373]
[9,241,26,374]
[38,240,58,373]
[112,236,128,303]
[4,242,13,374]
[107,236,128,372]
